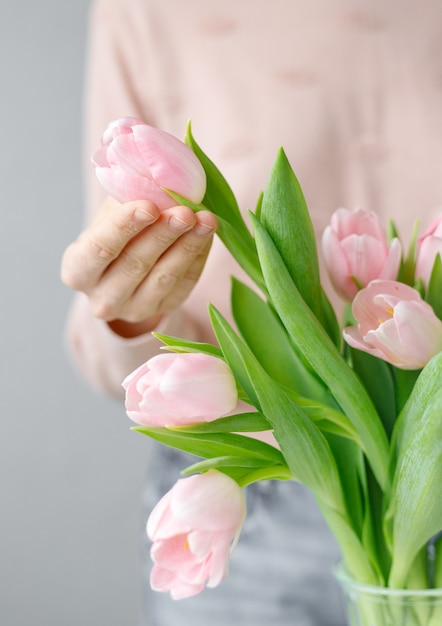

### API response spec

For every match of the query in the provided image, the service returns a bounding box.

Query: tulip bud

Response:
[122,352,238,426]
[322,208,401,301]
[92,117,206,208]
[343,280,442,369]
[415,213,442,287]
[147,470,246,599]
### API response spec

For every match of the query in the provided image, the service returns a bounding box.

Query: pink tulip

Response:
[343,280,442,369]
[122,353,238,426]
[322,208,401,300]
[147,470,246,599]
[92,117,206,208]
[415,213,442,286]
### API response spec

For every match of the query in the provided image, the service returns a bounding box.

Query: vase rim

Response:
[334,564,442,598]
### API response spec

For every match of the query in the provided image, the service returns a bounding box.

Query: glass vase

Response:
[335,566,442,626]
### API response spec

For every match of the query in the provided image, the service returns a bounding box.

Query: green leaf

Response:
[322,506,380,585]
[184,122,252,242]
[392,367,420,415]
[320,288,342,348]
[133,426,284,465]
[401,218,420,285]
[295,399,362,445]
[389,352,442,461]
[209,303,381,585]
[260,149,320,309]
[181,458,291,487]
[361,463,391,582]
[209,304,347,513]
[260,148,332,334]
[425,253,442,320]
[254,191,263,220]
[182,455,275,472]
[173,411,270,434]
[215,215,264,290]
[387,218,400,242]
[349,348,397,438]
[434,533,442,588]
[152,332,223,357]
[249,212,389,490]
[384,353,442,555]
[386,388,442,588]
[231,278,332,401]
[325,433,365,536]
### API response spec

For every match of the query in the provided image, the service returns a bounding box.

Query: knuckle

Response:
[152,229,176,247]
[90,295,119,320]
[88,237,119,261]
[120,250,151,278]
[60,249,86,290]
[180,240,204,257]
[115,215,144,240]
[153,269,180,291]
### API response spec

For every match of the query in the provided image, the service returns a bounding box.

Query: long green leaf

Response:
[260,148,338,341]
[387,389,442,588]
[133,426,284,465]
[384,353,442,581]
[182,458,291,487]
[249,212,389,489]
[425,253,442,320]
[185,122,250,241]
[389,352,442,463]
[260,149,323,317]
[173,411,270,434]
[209,304,347,513]
[231,278,332,402]
[152,332,223,357]
[349,348,397,438]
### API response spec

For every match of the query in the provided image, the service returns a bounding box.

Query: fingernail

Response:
[168,215,192,231]
[194,223,215,236]
[134,207,156,222]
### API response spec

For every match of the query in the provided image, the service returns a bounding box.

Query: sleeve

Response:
[64,0,204,398]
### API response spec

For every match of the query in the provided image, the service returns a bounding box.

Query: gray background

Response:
[1,2,148,624]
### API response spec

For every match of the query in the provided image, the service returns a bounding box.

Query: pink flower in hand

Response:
[415,213,442,287]
[343,280,442,369]
[147,470,246,599]
[122,353,238,426]
[322,208,401,300]
[92,117,206,208]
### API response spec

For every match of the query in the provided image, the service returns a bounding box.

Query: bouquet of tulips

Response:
[93,118,442,610]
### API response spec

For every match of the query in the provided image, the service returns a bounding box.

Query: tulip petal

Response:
[379,237,402,281]
[93,117,206,207]
[132,124,206,201]
[322,209,401,301]
[146,471,245,599]
[341,234,386,285]
[95,165,175,207]
[345,280,442,369]
[321,226,357,299]
[416,236,442,285]
[170,471,246,530]
[123,353,238,427]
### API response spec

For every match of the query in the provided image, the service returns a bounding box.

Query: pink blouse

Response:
[66,0,442,396]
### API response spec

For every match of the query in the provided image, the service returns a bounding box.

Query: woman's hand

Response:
[61,197,218,337]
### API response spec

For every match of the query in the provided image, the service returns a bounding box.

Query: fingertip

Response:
[163,204,197,226]
[196,209,218,230]
[128,200,160,223]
